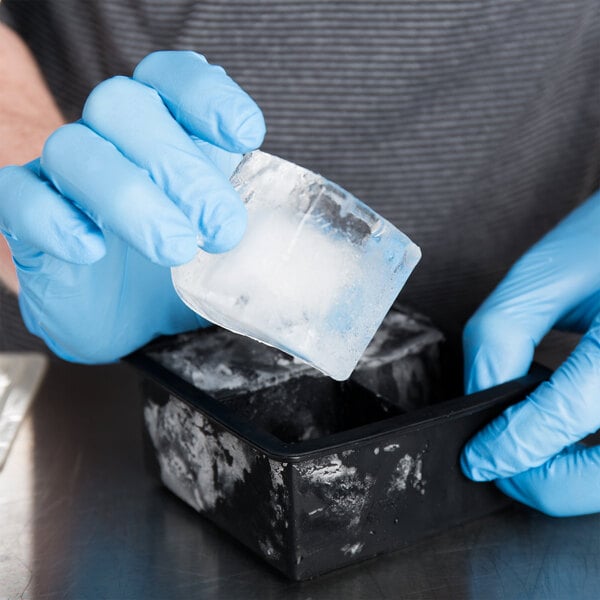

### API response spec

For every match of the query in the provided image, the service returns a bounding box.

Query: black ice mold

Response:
[127,310,549,581]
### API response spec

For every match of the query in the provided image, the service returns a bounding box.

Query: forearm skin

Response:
[0,22,65,291]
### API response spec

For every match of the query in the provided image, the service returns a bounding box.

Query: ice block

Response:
[172,150,421,380]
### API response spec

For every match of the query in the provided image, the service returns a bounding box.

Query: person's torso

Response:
[2,0,600,351]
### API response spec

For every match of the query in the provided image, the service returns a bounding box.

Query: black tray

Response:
[127,311,548,580]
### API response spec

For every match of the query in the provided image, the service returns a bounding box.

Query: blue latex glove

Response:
[461,189,600,517]
[0,51,265,362]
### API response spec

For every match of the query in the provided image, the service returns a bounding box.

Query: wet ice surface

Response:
[172,150,421,380]
[148,308,443,442]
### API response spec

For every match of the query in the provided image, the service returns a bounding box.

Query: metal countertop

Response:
[1,361,598,599]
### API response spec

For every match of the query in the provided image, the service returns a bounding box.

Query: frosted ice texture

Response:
[172,150,421,380]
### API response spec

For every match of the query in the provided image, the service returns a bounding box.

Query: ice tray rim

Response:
[125,348,550,462]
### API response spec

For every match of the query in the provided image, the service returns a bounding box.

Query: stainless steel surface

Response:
[0,361,599,599]
[0,353,47,470]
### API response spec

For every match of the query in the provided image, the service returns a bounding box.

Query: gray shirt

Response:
[1,0,599,359]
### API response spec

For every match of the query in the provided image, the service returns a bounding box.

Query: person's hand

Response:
[0,51,265,362]
[461,189,600,517]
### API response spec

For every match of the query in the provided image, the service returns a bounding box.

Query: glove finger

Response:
[41,123,198,266]
[15,232,204,364]
[556,289,600,332]
[132,50,266,153]
[496,443,600,517]
[82,76,246,253]
[462,315,600,480]
[191,136,243,179]
[0,163,105,264]
[464,190,600,393]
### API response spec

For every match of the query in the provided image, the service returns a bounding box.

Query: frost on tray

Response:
[140,306,450,579]
[294,454,375,528]
[144,393,291,565]
[354,306,444,411]
[148,306,444,425]
[144,395,254,512]
[148,326,314,399]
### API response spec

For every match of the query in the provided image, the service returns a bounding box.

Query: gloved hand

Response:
[0,51,265,362]
[461,189,600,517]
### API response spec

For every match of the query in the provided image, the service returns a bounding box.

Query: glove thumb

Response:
[463,311,536,394]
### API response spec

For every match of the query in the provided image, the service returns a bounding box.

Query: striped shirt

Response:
[1,0,599,361]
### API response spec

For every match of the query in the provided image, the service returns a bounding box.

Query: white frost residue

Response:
[269,460,285,489]
[268,459,288,530]
[413,456,424,495]
[148,329,314,399]
[258,539,279,559]
[298,455,357,484]
[189,363,247,393]
[266,459,288,559]
[387,452,426,495]
[144,403,160,445]
[144,396,252,512]
[341,542,364,556]
[389,454,413,492]
[295,454,374,527]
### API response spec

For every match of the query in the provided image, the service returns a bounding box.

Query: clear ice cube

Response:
[172,150,421,380]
